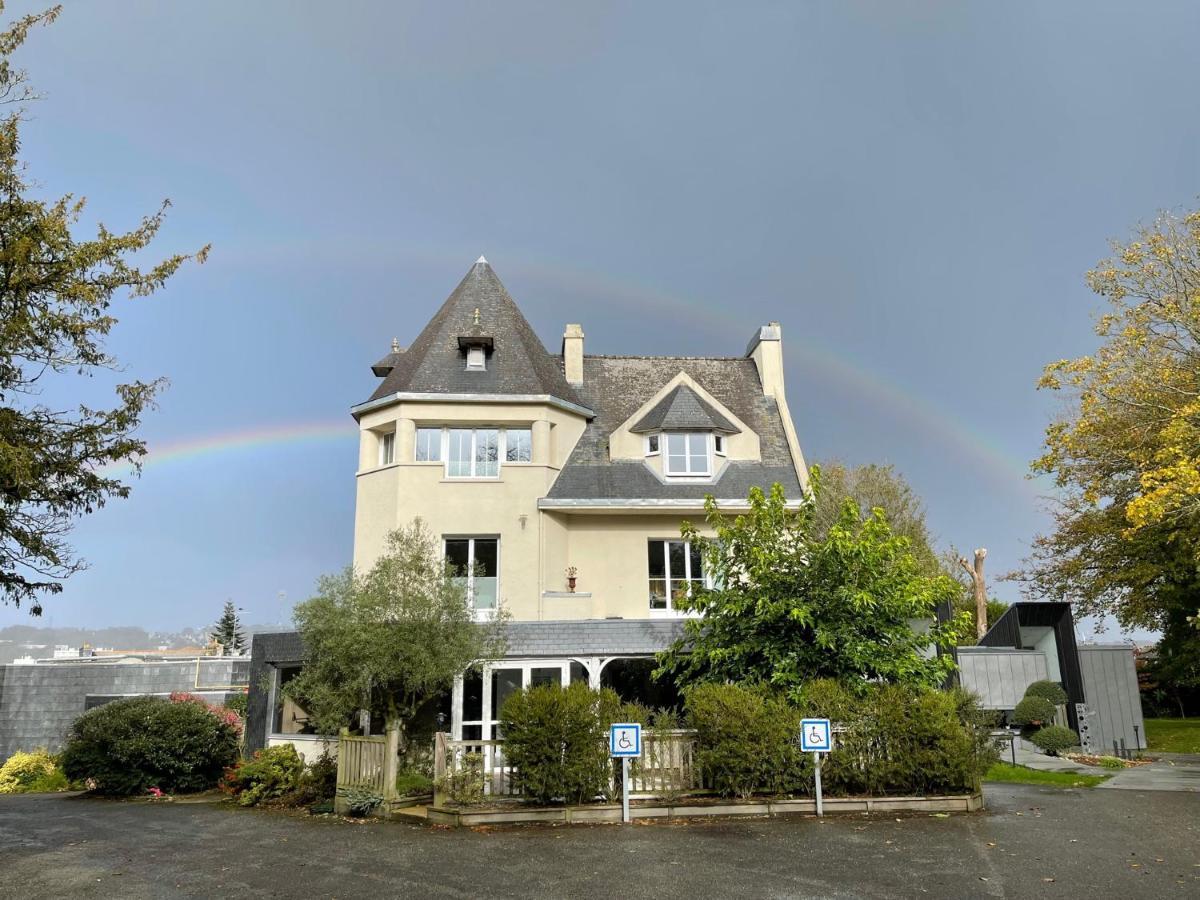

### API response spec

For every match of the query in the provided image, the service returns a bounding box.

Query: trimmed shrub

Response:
[0,749,67,794]
[1012,696,1056,729]
[60,696,240,795]
[686,683,805,799]
[1097,755,1125,770]
[435,752,484,805]
[222,744,304,806]
[1029,725,1077,756]
[499,682,619,805]
[395,770,433,797]
[1024,680,1068,706]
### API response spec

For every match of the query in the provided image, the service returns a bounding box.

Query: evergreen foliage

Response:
[211,601,245,654]
[59,696,239,795]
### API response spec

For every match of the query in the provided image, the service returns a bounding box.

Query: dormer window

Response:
[664,433,711,477]
[466,346,486,371]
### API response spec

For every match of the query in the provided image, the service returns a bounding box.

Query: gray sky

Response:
[3,1,1197,634]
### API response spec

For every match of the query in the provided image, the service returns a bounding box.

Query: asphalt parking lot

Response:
[1,783,1197,899]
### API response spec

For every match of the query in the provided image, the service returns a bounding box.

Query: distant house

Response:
[246,257,809,752]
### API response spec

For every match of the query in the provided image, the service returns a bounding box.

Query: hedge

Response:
[60,696,240,795]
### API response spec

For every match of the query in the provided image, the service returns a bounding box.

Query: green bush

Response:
[499,682,619,805]
[1029,725,1078,756]
[794,680,995,797]
[222,744,304,806]
[1012,696,1057,729]
[1097,755,1125,770]
[1024,681,1068,706]
[686,683,805,799]
[435,751,484,805]
[223,691,249,718]
[59,696,240,795]
[0,749,68,793]
[286,751,338,807]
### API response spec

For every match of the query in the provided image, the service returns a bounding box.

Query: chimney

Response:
[746,322,784,397]
[563,323,585,384]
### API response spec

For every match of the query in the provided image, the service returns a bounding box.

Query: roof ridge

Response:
[585,354,749,361]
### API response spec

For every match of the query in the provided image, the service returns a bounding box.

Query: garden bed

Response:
[425,791,983,827]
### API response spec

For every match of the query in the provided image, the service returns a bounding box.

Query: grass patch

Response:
[1143,718,1200,754]
[984,762,1110,789]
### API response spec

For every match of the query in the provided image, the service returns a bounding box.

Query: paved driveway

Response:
[1099,753,1200,792]
[1,785,1197,899]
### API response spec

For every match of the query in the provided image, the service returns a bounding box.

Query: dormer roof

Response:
[366,258,588,411]
[630,383,740,434]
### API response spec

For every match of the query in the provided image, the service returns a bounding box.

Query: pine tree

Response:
[211,601,245,655]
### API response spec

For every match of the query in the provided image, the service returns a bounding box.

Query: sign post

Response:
[609,723,642,824]
[800,718,832,817]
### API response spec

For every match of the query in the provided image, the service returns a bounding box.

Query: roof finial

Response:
[472,307,481,326]
[391,337,400,353]
[476,255,488,265]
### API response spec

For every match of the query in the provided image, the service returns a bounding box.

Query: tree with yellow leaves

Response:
[1015,209,1200,712]
[1022,209,1200,621]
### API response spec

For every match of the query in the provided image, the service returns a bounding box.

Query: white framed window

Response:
[714,434,726,455]
[505,428,532,463]
[466,346,486,370]
[445,537,499,614]
[645,434,660,456]
[664,433,711,476]
[378,431,396,466]
[448,428,500,478]
[415,427,442,462]
[648,539,709,614]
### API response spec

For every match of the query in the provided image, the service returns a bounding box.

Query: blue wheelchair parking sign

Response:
[800,718,831,753]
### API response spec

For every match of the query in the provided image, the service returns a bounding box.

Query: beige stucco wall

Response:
[539,512,715,621]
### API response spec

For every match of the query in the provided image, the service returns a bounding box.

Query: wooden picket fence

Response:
[432,729,701,804]
[336,733,391,797]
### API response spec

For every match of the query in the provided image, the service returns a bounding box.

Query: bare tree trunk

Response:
[959,548,989,641]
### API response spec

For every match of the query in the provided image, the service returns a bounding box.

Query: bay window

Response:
[415,426,532,476]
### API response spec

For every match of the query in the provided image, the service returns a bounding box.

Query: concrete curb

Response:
[425,792,983,827]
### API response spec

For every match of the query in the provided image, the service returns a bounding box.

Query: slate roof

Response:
[365,259,587,410]
[546,355,804,501]
[503,619,686,657]
[630,383,739,434]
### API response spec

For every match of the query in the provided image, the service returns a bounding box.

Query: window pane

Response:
[506,428,531,463]
[647,435,659,454]
[649,579,668,609]
[473,539,498,577]
[462,669,483,722]
[461,724,482,741]
[416,428,441,462]
[445,539,470,575]
[688,433,708,472]
[665,433,687,474]
[530,667,559,688]
[476,429,499,477]
[491,669,522,720]
[448,429,472,477]
[570,661,589,684]
[378,432,395,465]
[689,542,703,580]
[647,541,666,579]
[466,346,485,369]
[668,541,687,579]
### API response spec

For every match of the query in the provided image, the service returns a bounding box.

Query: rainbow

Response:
[105,248,1041,490]
[100,420,356,475]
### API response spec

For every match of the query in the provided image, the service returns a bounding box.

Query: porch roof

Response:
[502,619,686,658]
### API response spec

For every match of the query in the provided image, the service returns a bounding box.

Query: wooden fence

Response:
[432,729,701,805]
[336,733,391,797]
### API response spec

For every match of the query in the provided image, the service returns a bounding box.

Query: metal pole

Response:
[1010,731,1017,766]
[622,757,630,824]
[1133,725,1141,752]
[813,751,823,817]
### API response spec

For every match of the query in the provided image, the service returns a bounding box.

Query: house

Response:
[955,602,1146,752]
[244,257,809,752]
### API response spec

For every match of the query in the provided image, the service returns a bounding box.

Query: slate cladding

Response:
[547,355,804,501]
[365,259,586,410]
[0,657,249,757]
[245,631,306,753]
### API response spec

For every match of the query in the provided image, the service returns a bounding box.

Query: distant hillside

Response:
[0,623,287,665]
